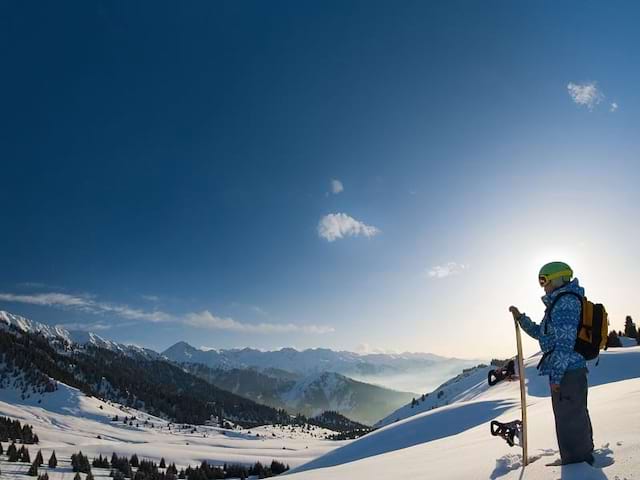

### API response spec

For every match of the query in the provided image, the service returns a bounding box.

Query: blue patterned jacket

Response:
[518,278,586,384]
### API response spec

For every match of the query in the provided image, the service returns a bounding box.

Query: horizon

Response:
[2,308,483,361]
[2,1,639,360]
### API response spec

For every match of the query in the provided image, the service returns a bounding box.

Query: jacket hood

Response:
[542,278,585,306]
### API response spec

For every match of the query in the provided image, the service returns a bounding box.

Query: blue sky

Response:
[1,1,639,357]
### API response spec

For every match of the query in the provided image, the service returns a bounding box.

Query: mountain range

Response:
[0,309,482,426]
[162,340,482,394]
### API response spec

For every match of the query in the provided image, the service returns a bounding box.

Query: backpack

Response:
[545,291,609,361]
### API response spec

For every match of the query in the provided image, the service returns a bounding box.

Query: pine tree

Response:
[624,316,638,339]
[37,474,49,480]
[20,445,31,463]
[160,457,166,468]
[130,453,139,467]
[48,450,57,468]
[0,441,3,455]
[7,442,18,461]
[35,449,44,466]
[87,472,95,480]
[607,331,623,348]
[28,459,39,476]
[73,473,81,480]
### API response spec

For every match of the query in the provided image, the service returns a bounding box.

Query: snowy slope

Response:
[0,379,343,476]
[375,363,491,427]
[287,346,640,480]
[619,335,638,347]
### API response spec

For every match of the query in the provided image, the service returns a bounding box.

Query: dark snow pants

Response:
[551,367,594,464]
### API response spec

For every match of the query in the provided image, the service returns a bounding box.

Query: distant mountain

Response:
[0,310,161,360]
[0,311,294,426]
[163,341,482,393]
[185,363,415,425]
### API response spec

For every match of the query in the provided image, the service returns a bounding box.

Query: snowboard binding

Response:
[490,420,523,447]
[487,359,516,386]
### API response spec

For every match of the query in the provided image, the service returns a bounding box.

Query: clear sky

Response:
[1,1,639,358]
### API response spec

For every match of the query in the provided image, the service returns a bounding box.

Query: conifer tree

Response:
[28,459,39,476]
[35,449,44,466]
[37,474,49,480]
[48,450,57,468]
[73,473,81,480]
[20,445,31,463]
[0,441,3,455]
[607,330,623,348]
[160,457,166,468]
[7,442,18,461]
[624,316,638,339]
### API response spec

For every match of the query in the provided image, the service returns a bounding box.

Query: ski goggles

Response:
[538,269,573,287]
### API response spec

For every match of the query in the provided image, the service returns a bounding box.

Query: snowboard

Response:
[514,318,529,466]
[487,359,517,386]
[489,318,528,466]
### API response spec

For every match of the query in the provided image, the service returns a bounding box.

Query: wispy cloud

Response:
[185,310,334,334]
[330,179,344,194]
[0,292,172,323]
[0,291,334,335]
[567,81,604,110]
[141,294,160,302]
[427,262,468,279]
[317,213,380,242]
[16,282,62,290]
[56,321,121,332]
[610,102,618,112]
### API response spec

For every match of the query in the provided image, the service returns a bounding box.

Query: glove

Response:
[509,306,522,321]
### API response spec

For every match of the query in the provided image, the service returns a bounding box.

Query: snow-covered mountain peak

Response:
[1,309,73,344]
[0,309,160,359]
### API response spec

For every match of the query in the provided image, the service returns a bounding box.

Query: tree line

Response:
[0,445,288,480]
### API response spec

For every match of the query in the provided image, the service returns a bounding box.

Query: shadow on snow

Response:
[292,399,514,474]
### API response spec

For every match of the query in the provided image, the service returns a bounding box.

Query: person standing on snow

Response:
[509,261,594,465]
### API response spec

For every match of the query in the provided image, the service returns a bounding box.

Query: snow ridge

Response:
[0,309,160,359]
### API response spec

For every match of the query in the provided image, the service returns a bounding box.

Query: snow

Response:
[375,364,492,427]
[0,309,161,360]
[287,346,640,479]
[0,310,73,345]
[619,336,637,347]
[162,342,482,393]
[2,307,639,479]
[0,381,343,478]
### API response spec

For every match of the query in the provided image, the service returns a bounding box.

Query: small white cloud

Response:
[610,102,618,112]
[427,262,468,279]
[330,179,344,194]
[317,213,380,242]
[567,82,604,109]
[185,310,334,334]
